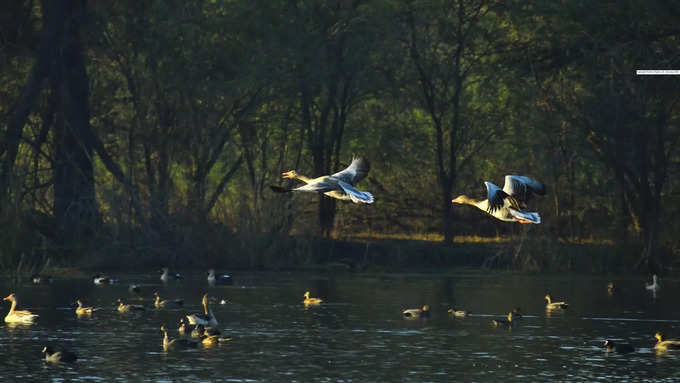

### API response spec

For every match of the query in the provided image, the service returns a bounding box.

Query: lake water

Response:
[1,270,679,382]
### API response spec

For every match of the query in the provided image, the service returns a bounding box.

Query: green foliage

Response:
[0,0,679,272]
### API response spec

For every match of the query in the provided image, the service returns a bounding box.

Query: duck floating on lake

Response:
[271,157,374,204]
[153,292,184,308]
[603,340,635,354]
[207,269,233,286]
[75,299,99,316]
[31,274,52,284]
[645,274,660,292]
[160,267,182,282]
[447,307,469,318]
[303,291,323,306]
[654,332,680,350]
[452,175,546,224]
[116,298,145,313]
[545,294,568,310]
[3,293,38,324]
[186,293,217,327]
[42,345,78,363]
[492,312,515,328]
[178,318,195,335]
[161,325,198,351]
[93,274,117,285]
[403,305,430,319]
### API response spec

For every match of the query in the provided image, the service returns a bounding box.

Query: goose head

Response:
[3,293,16,302]
[452,195,468,204]
[282,170,298,179]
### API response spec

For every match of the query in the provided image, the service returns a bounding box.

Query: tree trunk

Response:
[0,0,62,205]
[52,0,98,250]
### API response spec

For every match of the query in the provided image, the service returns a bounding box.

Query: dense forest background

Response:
[1,0,679,273]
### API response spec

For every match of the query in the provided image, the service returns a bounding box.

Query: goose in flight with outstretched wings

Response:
[452,175,546,223]
[270,157,374,204]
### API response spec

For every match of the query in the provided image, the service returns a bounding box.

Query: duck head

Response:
[655,332,664,342]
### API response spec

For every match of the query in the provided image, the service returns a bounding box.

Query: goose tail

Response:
[270,185,293,193]
[509,209,541,224]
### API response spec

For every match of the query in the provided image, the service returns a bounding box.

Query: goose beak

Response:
[3,295,11,301]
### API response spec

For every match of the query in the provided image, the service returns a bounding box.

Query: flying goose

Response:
[3,293,38,324]
[452,175,546,223]
[270,157,374,204]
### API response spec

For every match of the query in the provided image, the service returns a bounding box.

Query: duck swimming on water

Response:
[42,345,78,363]
[403,305,430,319]
[186,293,217,327]
[153,292,184,308]
[492,312,515,328]
[160,267,182,282]
[31,274,52,284]
[447,307,469,318]
[646,274,660,292]
[93,274,117,285]
[116,298,145,313]
[160,325,198,351]
[207,269,233,286]
[545,294,568,310]
[3,293,38,324]
[178,318,195,335]
[75,299,99,316]
[603,340,634,354]
[303,291,323,306]
[654,332,680,350]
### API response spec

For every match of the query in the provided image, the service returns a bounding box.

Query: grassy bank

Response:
[2,230,646,281]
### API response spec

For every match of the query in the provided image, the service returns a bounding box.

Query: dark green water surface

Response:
[1,270,679,382]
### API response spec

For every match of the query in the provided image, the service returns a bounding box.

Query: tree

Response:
[400,0,508,243]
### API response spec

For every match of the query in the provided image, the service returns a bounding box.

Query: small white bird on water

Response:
[645,274,660,292]
[270,157,374,204]
[452,175,546,224]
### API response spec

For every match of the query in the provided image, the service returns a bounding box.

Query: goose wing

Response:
[331,157,370,184]
[485,181,516,213]
[293,176,339,193]
[502,175,546,205]
[338,180,374,204]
